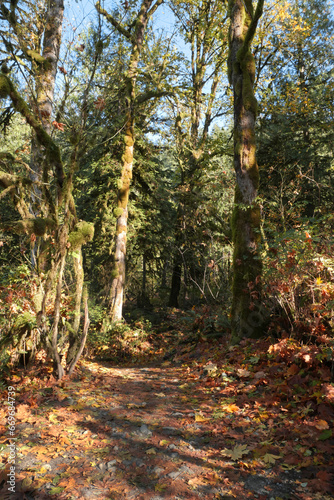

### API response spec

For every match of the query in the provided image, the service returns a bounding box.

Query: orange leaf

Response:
[223,404,240,413]
[314,420,329,430]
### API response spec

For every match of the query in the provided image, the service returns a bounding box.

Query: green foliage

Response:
[87,316,154,361]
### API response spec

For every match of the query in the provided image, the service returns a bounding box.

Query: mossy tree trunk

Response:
[109,115,134,321]
[228,0,264,341]
[30,0,64,270]
[0,69,94,379]
[97,0,164,322]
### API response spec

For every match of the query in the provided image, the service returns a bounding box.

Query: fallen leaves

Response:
[262,452,281,464]
[2,332,334,500]
[221,444,250,461]
[146,448,156,455]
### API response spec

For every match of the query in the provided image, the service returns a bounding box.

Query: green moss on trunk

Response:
[228,0,264,341]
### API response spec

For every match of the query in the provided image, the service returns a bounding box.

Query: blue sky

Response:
[64,0,180,46]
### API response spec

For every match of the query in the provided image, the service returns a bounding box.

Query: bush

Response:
[262,218,334,340]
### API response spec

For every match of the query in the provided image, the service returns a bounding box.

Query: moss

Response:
[14,311,36,331]
[247,163,259,189]
[68,221,94,249]
[70,129,80,146]
[0,74,10,98]
[235,78,242,96]
[117,225,127,234]
[0,152,15,161]
[243,51,256,84]
[14,217,56,236]
[26,50,51,70]
[95,40,104,55]
[122,150,133,164]
[110,269,119,280]
[244,0,254,17]
[65,321,75,335]
[32,290,43,312]
[124,134,134,147]
[113,207,124,218]
[231,188,262,340]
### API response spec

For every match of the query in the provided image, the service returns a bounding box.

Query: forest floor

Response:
[1,309,334,500]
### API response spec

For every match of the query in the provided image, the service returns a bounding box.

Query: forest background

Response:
[0,0,334,380]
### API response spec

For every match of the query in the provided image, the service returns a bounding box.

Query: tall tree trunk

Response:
[31,0,64,270]
[66,248,84,366]
[97,0,163,322]
[109,116,134,320]
[228,0,264,341]
[168,261,182,307]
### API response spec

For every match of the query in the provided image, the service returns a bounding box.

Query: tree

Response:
[96,0,172,321]
[0,1,97,379]
[228,0,264,340]
[167,0,230,307]
[256,0,334,230]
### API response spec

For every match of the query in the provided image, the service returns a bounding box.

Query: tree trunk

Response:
[168,261,182,308]
[109,118,133,321]
[30,0,64,270]
[228,0,264,341]
[66,248,84,366]
[97,0,164,321]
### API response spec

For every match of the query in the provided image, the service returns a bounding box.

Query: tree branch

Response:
[95,1,132,40]
[0,74,64,193]
[135,89,174,105]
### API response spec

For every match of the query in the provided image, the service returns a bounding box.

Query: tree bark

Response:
[109,117,133,321]
[228,0,264,340]
[97,0,163,322]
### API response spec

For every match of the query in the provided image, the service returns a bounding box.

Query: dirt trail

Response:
[0,360,333,499]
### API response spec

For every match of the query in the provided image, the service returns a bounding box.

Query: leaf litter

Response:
[0,330,334,499]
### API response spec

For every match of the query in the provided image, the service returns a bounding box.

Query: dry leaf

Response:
[221,403,240,413]
[146,448,156,455]
[195,413,209,422]
[262,453,281,464]
[314,419,329,430]
[237,368,251,378]
[221,444,250,461]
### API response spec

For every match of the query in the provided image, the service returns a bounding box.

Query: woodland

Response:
[0,0,334,499]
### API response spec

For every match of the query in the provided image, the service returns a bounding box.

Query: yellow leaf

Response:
[155,483,167,492]
[36,466,48,474]
[195,413,209,422]
[70,403,85,411]
[159,440,169,446]
[48,413,58,423]
[262,453,281,464]
[162,361,171,367]
[22,477,33,488]
[146,448,156,455]
[221,444,249,461]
